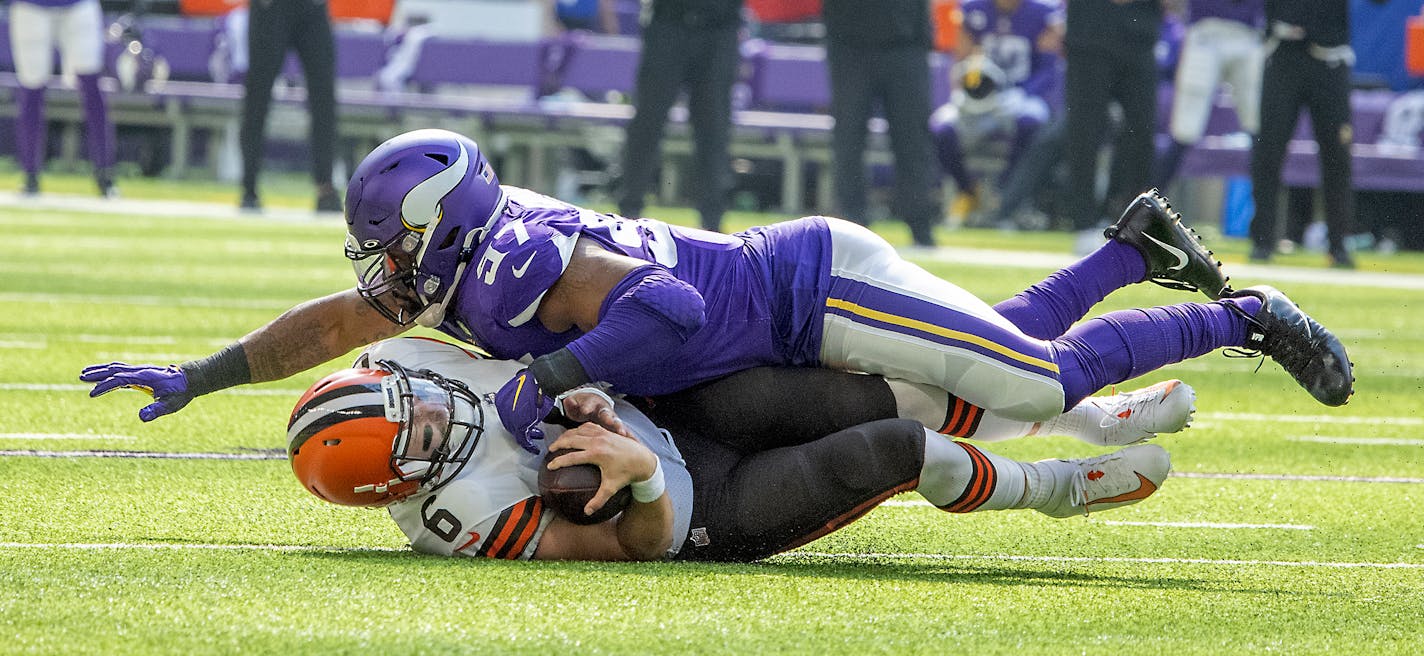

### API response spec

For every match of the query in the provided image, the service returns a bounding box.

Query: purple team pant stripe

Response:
[826,277,1058,377]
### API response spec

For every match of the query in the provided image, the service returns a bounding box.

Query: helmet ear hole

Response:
[437,228,460,250]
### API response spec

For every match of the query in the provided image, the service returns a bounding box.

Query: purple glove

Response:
[79,362,194,422]
[493,369,557,454]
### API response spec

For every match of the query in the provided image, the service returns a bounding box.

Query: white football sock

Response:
[916,429,1039,511]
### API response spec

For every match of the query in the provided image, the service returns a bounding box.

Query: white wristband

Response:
[629,458,665,504]
[554,385,616,412]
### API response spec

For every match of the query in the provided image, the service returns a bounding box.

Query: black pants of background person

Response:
[826,43,939,247]
[617,20,739,232]
[1062,44,1157,233]
[637,367,923,563]
[986,115,1067,229]
[240,0,339,212]
[1249,42,1354,266]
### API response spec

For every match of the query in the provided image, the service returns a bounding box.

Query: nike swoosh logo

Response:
[1143,233,1190,272]
[511,253,536,278]
[1088,472,1159,507]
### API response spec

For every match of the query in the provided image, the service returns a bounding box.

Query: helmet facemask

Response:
[376,360,483,493]
[347,231,443,326]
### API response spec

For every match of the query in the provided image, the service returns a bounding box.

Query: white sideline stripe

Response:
[1288,436,1424,447]
[0,542,402,553]
[1098,520,1314,531]
[0,383,304,396]
[0,340,45,349]
[1198,412,1424,426]
[0,433,135,441]
[0,450,285,460]
[782,551,1424,570]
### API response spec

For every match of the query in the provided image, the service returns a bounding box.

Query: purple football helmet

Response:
[344,129,506,326]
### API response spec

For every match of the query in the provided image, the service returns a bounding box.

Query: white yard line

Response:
[0,542,400,553]
[0,433,135,441]
[0,542,1415,570]
[781,551,1424,570]
[0,383,305,396]
[0,450,284,460]
[7,189,1424,291]
[1097,520,1314,530]
[1198,412,1424,426]
[0,292,294,311]
[1172,471,1424,484]
[1288,436,1424,447]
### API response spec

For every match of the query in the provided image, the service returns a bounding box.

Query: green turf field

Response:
[1,178,1421,654]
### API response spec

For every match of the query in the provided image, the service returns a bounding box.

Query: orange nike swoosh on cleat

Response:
[1087,472,1159,507]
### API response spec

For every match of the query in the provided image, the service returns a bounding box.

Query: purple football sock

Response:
[1050,295,1263,410]
[77,74,116,170]
[992,240,1148,339]
[16,87,45,174]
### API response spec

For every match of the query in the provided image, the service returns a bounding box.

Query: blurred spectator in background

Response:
[556,0,617,33]
[1155,0,1264,190]
[930,0,1063,226]
[239,0,340,213]
[9,0,116,197]
[1249,0,1355,267]
[823,0,940,247]
[1062,0,1163,253]
[746,0,822,43]
[616,0,743,232]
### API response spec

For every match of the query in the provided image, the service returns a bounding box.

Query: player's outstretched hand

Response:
[557,386,630,437]
[79,362,194,422]
[547,423,655,517]
[493,368,557,454]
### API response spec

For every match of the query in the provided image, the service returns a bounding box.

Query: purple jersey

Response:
[435,187,832,396]
[1186,0,1263,29]
[960,0,1063,88]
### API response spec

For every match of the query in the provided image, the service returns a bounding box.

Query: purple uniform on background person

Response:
[933,0,1064,220]
[960,0,1064,101]
[9,0,116,197]
[1188,0,1264,28]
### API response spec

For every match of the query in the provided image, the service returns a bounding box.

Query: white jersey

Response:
[359,337,694,559]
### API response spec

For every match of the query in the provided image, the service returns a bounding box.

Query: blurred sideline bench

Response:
[2,12,1422,215]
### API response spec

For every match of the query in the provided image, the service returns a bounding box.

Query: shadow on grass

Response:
[288,547,1282,595]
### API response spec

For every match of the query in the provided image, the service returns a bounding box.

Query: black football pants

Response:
[637,368,925,563]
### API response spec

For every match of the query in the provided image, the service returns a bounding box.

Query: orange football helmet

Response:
[287,362,484,507]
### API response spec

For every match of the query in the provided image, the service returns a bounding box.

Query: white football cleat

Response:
[1032,444,1171,518]
[1040,379,1196,446]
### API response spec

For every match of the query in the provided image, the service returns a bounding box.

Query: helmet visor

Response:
[346,234,427,325]
[381,363,481,491]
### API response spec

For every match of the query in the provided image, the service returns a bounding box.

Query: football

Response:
[538,448,632,525]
